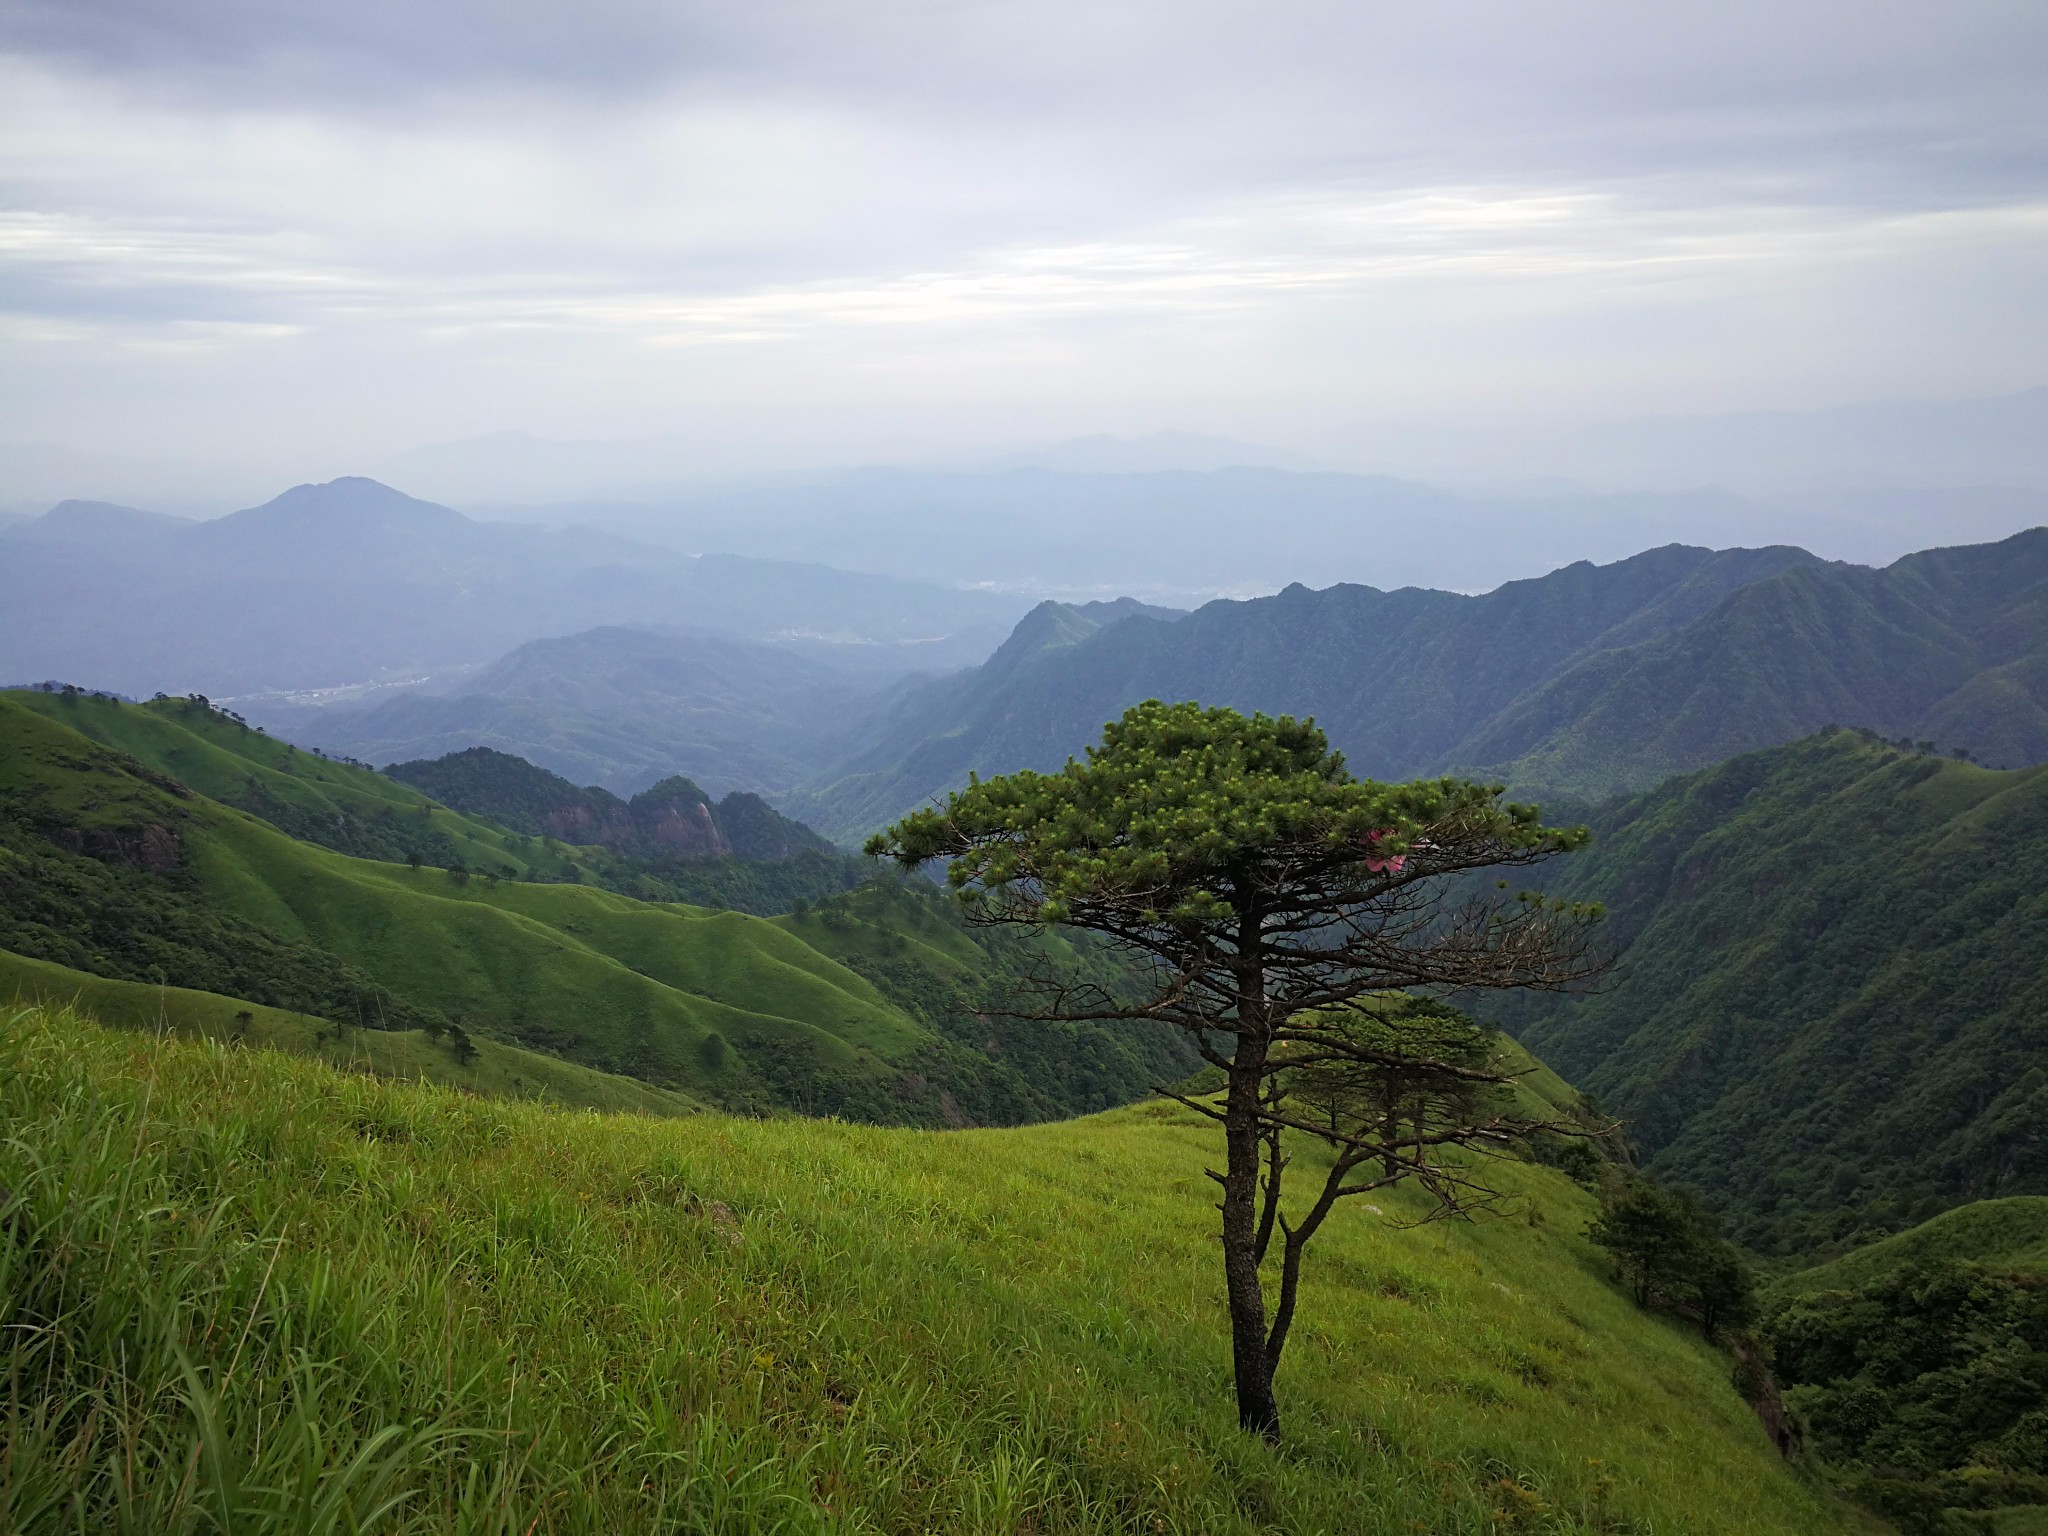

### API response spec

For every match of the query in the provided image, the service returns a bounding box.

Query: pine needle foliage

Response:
[870,702,1608,1438]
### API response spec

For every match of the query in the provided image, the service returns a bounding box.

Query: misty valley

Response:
[1,464,2044,1536]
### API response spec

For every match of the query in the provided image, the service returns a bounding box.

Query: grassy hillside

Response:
[0,946,702,1117]
[0,695,1194,1123]
[9,687,590,878]
[11,691,873,916]
[1774,1197,2048,1299]
[1501,729,2048,1253]
[0,1000,1868,1534]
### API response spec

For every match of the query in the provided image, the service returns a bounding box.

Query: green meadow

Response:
[0,1001,1868,1535]
[0,947,703,1117]
[7,689,589,879]
[0,694,1188,1123]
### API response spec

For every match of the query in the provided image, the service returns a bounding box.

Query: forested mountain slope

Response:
[1759,1199,2048,1529]
[385,745,833,858]
[1499,730,2048,1253]
[0,697,1193,1123]
[792,528,2048,838]
[1457,526,2048,798]
[787,543,1824,837]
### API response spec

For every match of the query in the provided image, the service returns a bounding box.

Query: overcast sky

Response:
[2,1,2045,490]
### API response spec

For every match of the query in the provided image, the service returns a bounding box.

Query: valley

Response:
[3,483,2045,1535]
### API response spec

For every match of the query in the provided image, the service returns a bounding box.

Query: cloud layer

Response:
[2,1,2044,488]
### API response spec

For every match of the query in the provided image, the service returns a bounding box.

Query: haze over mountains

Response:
[9,470,2044,837]
[0,478,1025,700]
[782,527,2048,836]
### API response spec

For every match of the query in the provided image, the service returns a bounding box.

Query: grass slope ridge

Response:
[1502,729,2048,1252]
[10,687,580,876]
[0,946,702,1117]
[0,695,1191,1123]
[1774,1197,2048,1299]
[0,1001,1866,1534]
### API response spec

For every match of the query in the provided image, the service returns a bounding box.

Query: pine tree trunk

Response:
[1222,1042,1280,1439]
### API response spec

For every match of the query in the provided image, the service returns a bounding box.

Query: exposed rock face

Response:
[385,748,831,861]
[632,782,731,858]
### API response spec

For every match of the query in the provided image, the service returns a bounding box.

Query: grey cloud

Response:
[0,2,2043,492]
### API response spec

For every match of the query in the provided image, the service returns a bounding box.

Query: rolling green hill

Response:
[1774,1197,2048,1299]
[0,946,703,1117]
[9,686,588,877]
[0,998,1870,1534]
[9,688,885,916]
[0,695,1195,1123]
[1498,729,2048,1254]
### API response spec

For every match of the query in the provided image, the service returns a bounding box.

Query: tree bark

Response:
[1253,1122,1286,1265]
[1222,1038,1280,1439]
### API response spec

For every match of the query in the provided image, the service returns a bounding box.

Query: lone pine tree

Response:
[871,700,1606,1439]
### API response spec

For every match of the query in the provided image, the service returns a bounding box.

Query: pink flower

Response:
[1363,829,1406,874]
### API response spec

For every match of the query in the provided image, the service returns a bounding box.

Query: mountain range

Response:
[783,528,2048,838]
[0,478,1024,699]
[265,624,888,797]
[249,523,2048,841]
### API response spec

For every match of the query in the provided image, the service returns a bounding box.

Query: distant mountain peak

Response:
[245,477,471,527]
[10,499,193,545]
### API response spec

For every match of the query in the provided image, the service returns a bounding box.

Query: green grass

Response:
[0,696,1195,1124]
[0,1001,1871,1534]
[0,696,935,1108]
[1772,1197,2048,1298]
[7,689,586,879]
[0,947,703,1118]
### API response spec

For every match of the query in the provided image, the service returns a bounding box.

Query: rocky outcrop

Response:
[386,748,829,861]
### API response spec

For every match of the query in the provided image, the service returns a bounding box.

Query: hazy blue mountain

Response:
[785,529,2048,837]
[783,543,1825,837]
[268,624,887,799]
[550,468,1808,604]
[3,500,195,547]
[491,457,2044,609]
[0,477,1026,698]
[1452,527,2048,797]
[1493,731,2048,1254]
